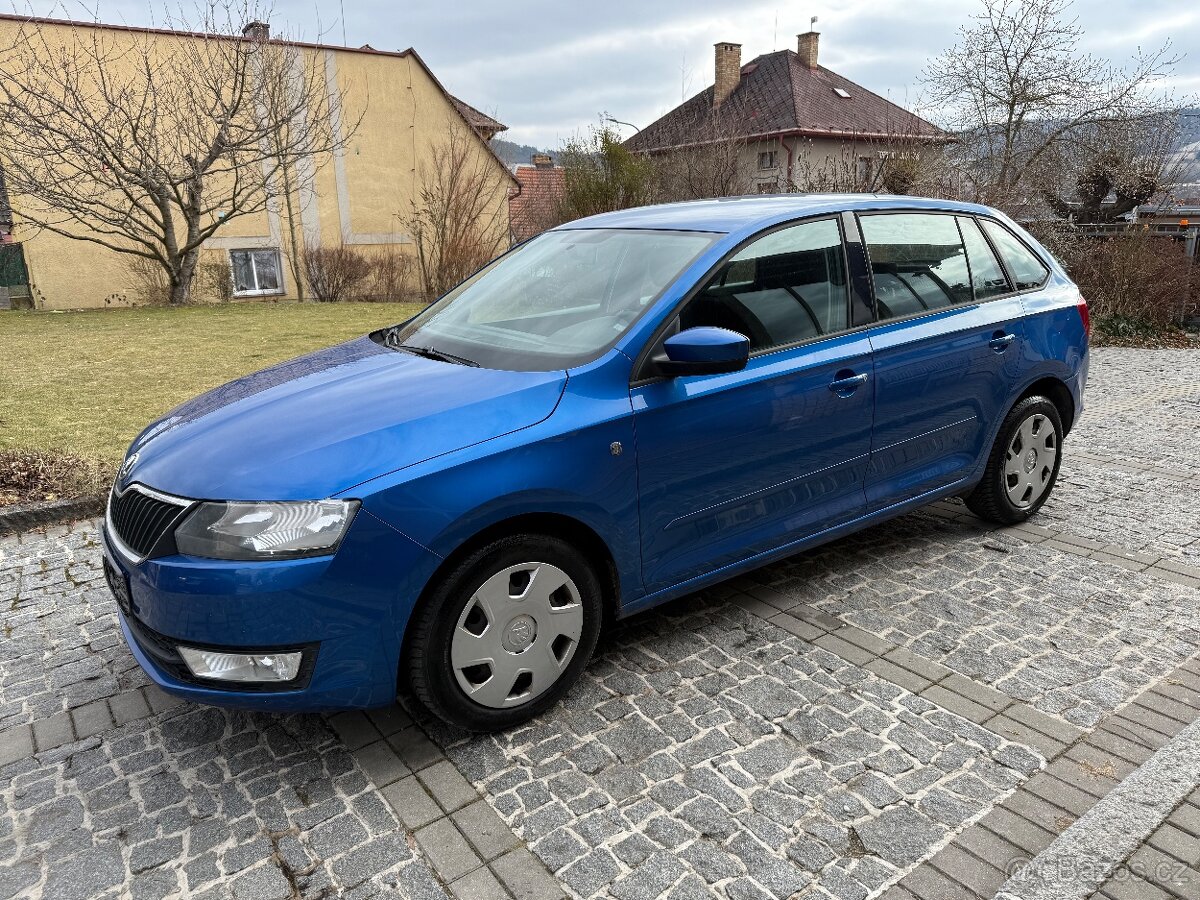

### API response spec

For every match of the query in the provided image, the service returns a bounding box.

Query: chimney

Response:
[797,31,819,70]
[242,21,270,41]
[531,153,553,168]
[713,42,742,109]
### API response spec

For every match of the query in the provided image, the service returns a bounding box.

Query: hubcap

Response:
[450,562,584,709]
[502,615,537,652]
[1003,413,1058,508]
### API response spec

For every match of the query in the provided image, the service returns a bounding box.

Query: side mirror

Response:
[655,326,750,377]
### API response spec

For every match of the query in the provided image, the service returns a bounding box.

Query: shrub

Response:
[1030,225,1197,334]
[196,260,234,303]
[302,244,372,303]
[558,124,654,219]
[366,245,417,303]
[125,256,172,306]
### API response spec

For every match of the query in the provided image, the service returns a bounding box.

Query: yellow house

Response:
[0,14,515,310]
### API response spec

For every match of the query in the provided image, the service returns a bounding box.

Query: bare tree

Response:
[648,109,750,201]
[923,0,1181,212]
[1034,113,1186,222]
[406,123,509,301]
[0,3,357,304]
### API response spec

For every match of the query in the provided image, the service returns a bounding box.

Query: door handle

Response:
[828,373,869,394]
[989,332,1017,352]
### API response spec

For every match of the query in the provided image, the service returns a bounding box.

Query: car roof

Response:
[556,194,997,235]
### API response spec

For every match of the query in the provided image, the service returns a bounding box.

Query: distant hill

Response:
[492,139,558,168]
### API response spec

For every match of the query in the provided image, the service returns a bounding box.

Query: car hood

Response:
[121,337,567,500]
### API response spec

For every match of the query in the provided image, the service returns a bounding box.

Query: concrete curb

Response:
[0,494,105,535]
[995,716,1200,900]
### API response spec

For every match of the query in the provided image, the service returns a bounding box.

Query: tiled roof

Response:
[626,49,944,152]
[452,97,507,136]
[509,164,565,242]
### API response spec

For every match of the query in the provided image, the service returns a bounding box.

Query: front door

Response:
[631,217,874,593]
[858,212,1027,509]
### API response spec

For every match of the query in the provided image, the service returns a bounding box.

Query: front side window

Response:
[957,216,1010,301]
[230,249,283,295]
[759,150,779,170]
[387,229,717,371]
[678,218,849,352]
[980,219,1050,290]
[860,213,971,321]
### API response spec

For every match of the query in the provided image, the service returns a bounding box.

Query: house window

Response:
[758,151,779,170]
[756,180,777,194]
[230,249,283,296]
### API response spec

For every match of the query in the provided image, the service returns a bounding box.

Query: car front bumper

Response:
[102,507,441,712]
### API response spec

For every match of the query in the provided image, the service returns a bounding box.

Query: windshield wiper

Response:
[385,333,479,367]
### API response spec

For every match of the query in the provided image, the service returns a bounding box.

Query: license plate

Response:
[103,555,133,618]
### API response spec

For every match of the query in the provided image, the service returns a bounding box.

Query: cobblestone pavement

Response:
[800,517,1200,727]
[1,709,445,900]
[436,602,1041,900]
[0,524,150,731]
[2,347,1200,900]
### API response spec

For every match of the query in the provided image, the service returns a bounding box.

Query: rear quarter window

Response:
[980,219,1050,290]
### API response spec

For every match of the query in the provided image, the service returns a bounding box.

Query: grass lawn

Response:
[1,302,421,463]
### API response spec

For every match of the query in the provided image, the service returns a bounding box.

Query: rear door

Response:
[861,211,1025,510]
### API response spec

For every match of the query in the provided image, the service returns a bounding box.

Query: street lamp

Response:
[602,113,641,134]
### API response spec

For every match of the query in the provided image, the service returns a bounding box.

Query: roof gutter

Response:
[630,127,955,156]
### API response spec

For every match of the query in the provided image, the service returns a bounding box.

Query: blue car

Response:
[102,195,1088,729]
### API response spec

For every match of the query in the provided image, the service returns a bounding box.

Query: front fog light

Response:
[178,646,303,683]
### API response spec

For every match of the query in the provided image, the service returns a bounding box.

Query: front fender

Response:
[353,357,644,610]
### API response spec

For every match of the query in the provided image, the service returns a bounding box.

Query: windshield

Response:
[379,228,718,371]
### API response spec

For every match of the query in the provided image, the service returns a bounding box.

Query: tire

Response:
[965,395,1064,525]
[406,533,603,731]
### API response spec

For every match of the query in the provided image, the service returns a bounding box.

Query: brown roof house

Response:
[626,30,948,196]
[509,154,565,242]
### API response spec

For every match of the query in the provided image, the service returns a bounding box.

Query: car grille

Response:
[108,485,192,559]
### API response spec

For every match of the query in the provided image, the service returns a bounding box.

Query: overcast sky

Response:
[18,0,1200,147]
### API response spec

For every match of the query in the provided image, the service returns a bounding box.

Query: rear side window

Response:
[679,218,849,352]
[957,217,1010,301]
[859,213,971,321]
[980,219,1050,290]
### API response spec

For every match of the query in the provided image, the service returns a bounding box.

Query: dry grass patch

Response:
[0,449,115,505]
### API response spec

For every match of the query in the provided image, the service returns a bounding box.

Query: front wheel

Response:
[965,395,1064,525]
[406,534,603,731]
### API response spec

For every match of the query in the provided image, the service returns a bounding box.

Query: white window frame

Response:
[228,248,285,297]
[758,150,779,170]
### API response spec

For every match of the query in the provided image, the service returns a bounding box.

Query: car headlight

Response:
[174,500,360,561]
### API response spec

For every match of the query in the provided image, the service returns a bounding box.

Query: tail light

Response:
[1077,296,1090,339]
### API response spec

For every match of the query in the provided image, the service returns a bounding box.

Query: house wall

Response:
[737,138,846,192]
[0,18,511,309]
[737,136,924,193]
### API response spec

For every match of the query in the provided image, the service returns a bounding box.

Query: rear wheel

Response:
[966,395,1063,524]
[406,534,603,731]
